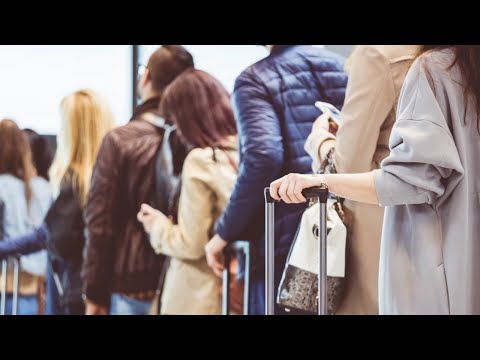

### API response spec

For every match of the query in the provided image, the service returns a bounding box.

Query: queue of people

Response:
[1,45,479,315]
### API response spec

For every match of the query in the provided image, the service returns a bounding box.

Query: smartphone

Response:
[315,101,341,126]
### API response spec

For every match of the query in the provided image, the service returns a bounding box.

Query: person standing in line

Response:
[270,45,480,315]
[304,45,416,314]
[0,120,52,315]
[0,90,115,315]
[138,69,239,315]
[205,45,348,315]
[83,46,195,315]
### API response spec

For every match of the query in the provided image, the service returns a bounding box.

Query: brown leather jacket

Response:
[82,98,167,307]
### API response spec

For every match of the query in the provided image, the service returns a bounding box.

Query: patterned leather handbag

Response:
[277,148,347,314]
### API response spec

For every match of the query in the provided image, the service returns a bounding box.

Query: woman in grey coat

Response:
[270,45,480,315]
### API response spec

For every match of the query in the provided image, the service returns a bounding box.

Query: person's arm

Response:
[272,57,464,207]
[147,151,215,260]
[82,133,121,308]
[214,71,284,242]
[0,224,48,259]
[305,46,397,174]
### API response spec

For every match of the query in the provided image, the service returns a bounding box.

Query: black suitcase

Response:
[264,185,329,315]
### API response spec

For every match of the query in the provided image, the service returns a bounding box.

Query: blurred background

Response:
[0,45,354,149]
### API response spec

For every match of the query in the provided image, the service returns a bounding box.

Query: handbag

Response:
[277,147,347,314]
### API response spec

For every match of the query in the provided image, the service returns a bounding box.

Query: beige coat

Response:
[305,45,417,314]
[149,137,238,315]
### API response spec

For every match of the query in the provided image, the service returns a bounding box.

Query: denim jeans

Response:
[4,295,38,315]
[110,293,152,315]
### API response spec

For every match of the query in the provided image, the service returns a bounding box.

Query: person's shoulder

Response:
[416,48,456,73]
[0,175,22,200]
[0,174,21,188]
[184,147,214,167]
[356,45,416,65]
[235,57,271,90]
[183,147,218,178]
[100,121,149,148]
[404,48,456,89]
[30,177,51,192]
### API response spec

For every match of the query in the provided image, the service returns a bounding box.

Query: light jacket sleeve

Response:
[149,150,216,261]
[305,45,396,174]
[373,57,464,207]
[214,71,284,243]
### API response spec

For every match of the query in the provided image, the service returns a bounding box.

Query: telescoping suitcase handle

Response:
[1,257,20,316]
[264,185,329,316]
[222,241,250,315]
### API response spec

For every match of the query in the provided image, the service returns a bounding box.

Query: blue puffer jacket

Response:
[215,45,347,266]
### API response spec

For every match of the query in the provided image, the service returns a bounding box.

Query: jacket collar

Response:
[270,45,300,55]
[218,135,238,151]
[130,96,162,122]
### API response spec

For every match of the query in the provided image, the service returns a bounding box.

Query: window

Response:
[137,45,269,94]
[0,45,133,135]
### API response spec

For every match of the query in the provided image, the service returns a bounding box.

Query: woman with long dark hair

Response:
[137,69,238,315]
[0,120,52,315]
[270,45,480,314]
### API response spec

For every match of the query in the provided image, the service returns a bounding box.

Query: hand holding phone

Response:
[315,101,341,134]
[315,101,341,124]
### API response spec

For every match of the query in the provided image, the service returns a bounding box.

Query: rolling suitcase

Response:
[222,241,250,315]
[264,185,329,315]
[0,257,20,315]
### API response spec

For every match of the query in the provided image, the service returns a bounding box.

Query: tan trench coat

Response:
[305,45,417,314]
[149,137,238,315]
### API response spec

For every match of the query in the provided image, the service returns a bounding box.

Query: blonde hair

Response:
[49,90,115,207]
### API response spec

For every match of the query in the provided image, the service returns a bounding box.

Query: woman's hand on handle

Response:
[270,174,324,204]
[271,172,380,205]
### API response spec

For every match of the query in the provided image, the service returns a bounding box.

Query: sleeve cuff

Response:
[373,169,397,207]
[149,213,172,254]
[214,221,236,243]
[304,128,336,172]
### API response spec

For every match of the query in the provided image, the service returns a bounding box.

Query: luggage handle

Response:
[1,257,20,316]
[264,185,329,316]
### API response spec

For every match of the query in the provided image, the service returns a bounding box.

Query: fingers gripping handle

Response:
[301,185,329,203]
[265,185,329,204]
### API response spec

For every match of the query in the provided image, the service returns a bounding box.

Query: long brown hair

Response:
[160,69,237,148]
[0,119,35,205]
[418,45,480,127]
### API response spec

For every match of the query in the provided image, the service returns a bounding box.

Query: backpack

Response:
[153,125,192,222]
[148,119,192,315]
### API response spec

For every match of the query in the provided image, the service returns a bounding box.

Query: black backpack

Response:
[153,125,192,223]
[150,123,192,315]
